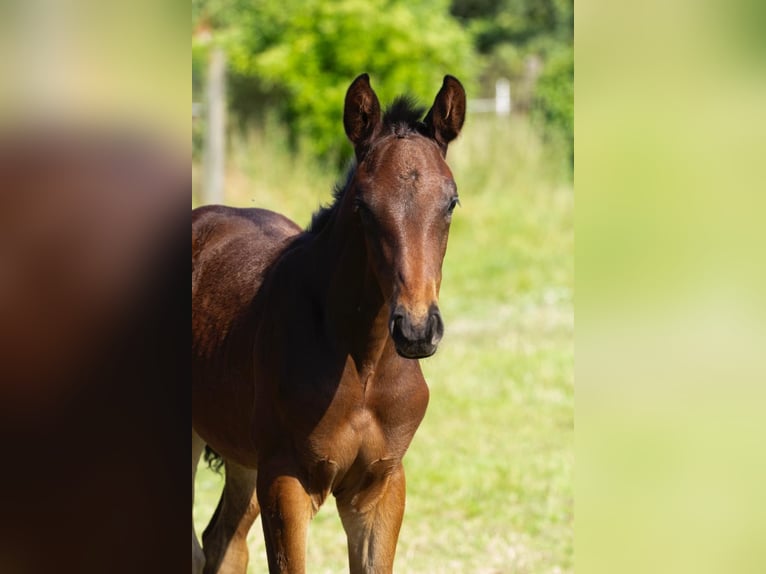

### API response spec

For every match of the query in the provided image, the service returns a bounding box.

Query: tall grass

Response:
[192,113,573,573]
[192,116,336,220]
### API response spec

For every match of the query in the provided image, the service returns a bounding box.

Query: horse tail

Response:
[204,445,224,474]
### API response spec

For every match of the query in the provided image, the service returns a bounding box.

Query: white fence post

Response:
[495,78,511,116]
[466,77,511,116]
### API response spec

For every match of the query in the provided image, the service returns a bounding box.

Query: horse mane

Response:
[306,95,428,235]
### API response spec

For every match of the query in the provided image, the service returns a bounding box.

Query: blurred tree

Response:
[451,0,572,53]
[450,0,572,170]
[192,0,252,33]
[193,0,475,165]
[191,0,572,174]
[531,44,573,169]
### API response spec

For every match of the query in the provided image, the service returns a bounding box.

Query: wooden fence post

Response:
[203,46,226,205]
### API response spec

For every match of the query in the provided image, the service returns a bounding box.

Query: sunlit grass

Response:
[193,113,573,573]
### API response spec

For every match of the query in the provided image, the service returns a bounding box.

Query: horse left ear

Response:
[344,73,382,160]
[424,75,466,154]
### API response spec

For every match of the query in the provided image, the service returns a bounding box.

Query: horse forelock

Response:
[382,96,427,137]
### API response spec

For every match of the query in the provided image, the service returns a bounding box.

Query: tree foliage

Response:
[449,0,572,167]
[192,0,572,170]
[194,0,474,164]
[450,0,572,53]
[531,45,573,167]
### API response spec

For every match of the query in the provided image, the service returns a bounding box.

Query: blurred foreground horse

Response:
[0,129,186,573]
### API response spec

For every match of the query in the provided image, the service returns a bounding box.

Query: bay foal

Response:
[192,73,465,573]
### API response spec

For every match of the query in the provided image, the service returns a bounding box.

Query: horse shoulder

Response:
[192,206,301,360]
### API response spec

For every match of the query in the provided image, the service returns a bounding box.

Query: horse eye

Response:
[447,197,461,214]
[354,200,375,224]
[353,198,368,214]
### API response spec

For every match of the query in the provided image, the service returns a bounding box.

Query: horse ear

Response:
[344,73,381,159]
[424,75,466,154]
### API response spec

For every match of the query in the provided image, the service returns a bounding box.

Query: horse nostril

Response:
[428,308,444,345]
[390,308,406,338]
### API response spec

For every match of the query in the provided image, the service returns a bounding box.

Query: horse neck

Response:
[310,199,391,368]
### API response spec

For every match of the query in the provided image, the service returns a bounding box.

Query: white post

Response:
[204,46,226,205]
[495,78,511,116]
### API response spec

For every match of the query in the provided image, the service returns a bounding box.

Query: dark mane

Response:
[306,95,427,235]
[306,164,355,234]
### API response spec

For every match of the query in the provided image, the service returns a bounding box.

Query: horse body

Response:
[192,204,429,475]
[192,73,465,573]
[192,205,301,466]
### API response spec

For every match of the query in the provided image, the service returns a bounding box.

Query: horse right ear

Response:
[344,73,381,159]
[424,75,466,155]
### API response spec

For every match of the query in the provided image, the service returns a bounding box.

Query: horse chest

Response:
[312,405,389,471]
[273,353,429,494]
[301,406,399,507]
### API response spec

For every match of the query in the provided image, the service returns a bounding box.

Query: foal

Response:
[192,73,465,573]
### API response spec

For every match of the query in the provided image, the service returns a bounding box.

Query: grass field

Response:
[192,113,573,573]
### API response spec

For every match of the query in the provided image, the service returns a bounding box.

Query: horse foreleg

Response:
[336,463,406,574]
[257,464,314,574]
[192,429,206,574]
[201,459,260,574]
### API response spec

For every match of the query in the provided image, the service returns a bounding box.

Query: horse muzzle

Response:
[389,304,444,359]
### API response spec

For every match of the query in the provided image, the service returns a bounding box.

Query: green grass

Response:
[193,113,573,573]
